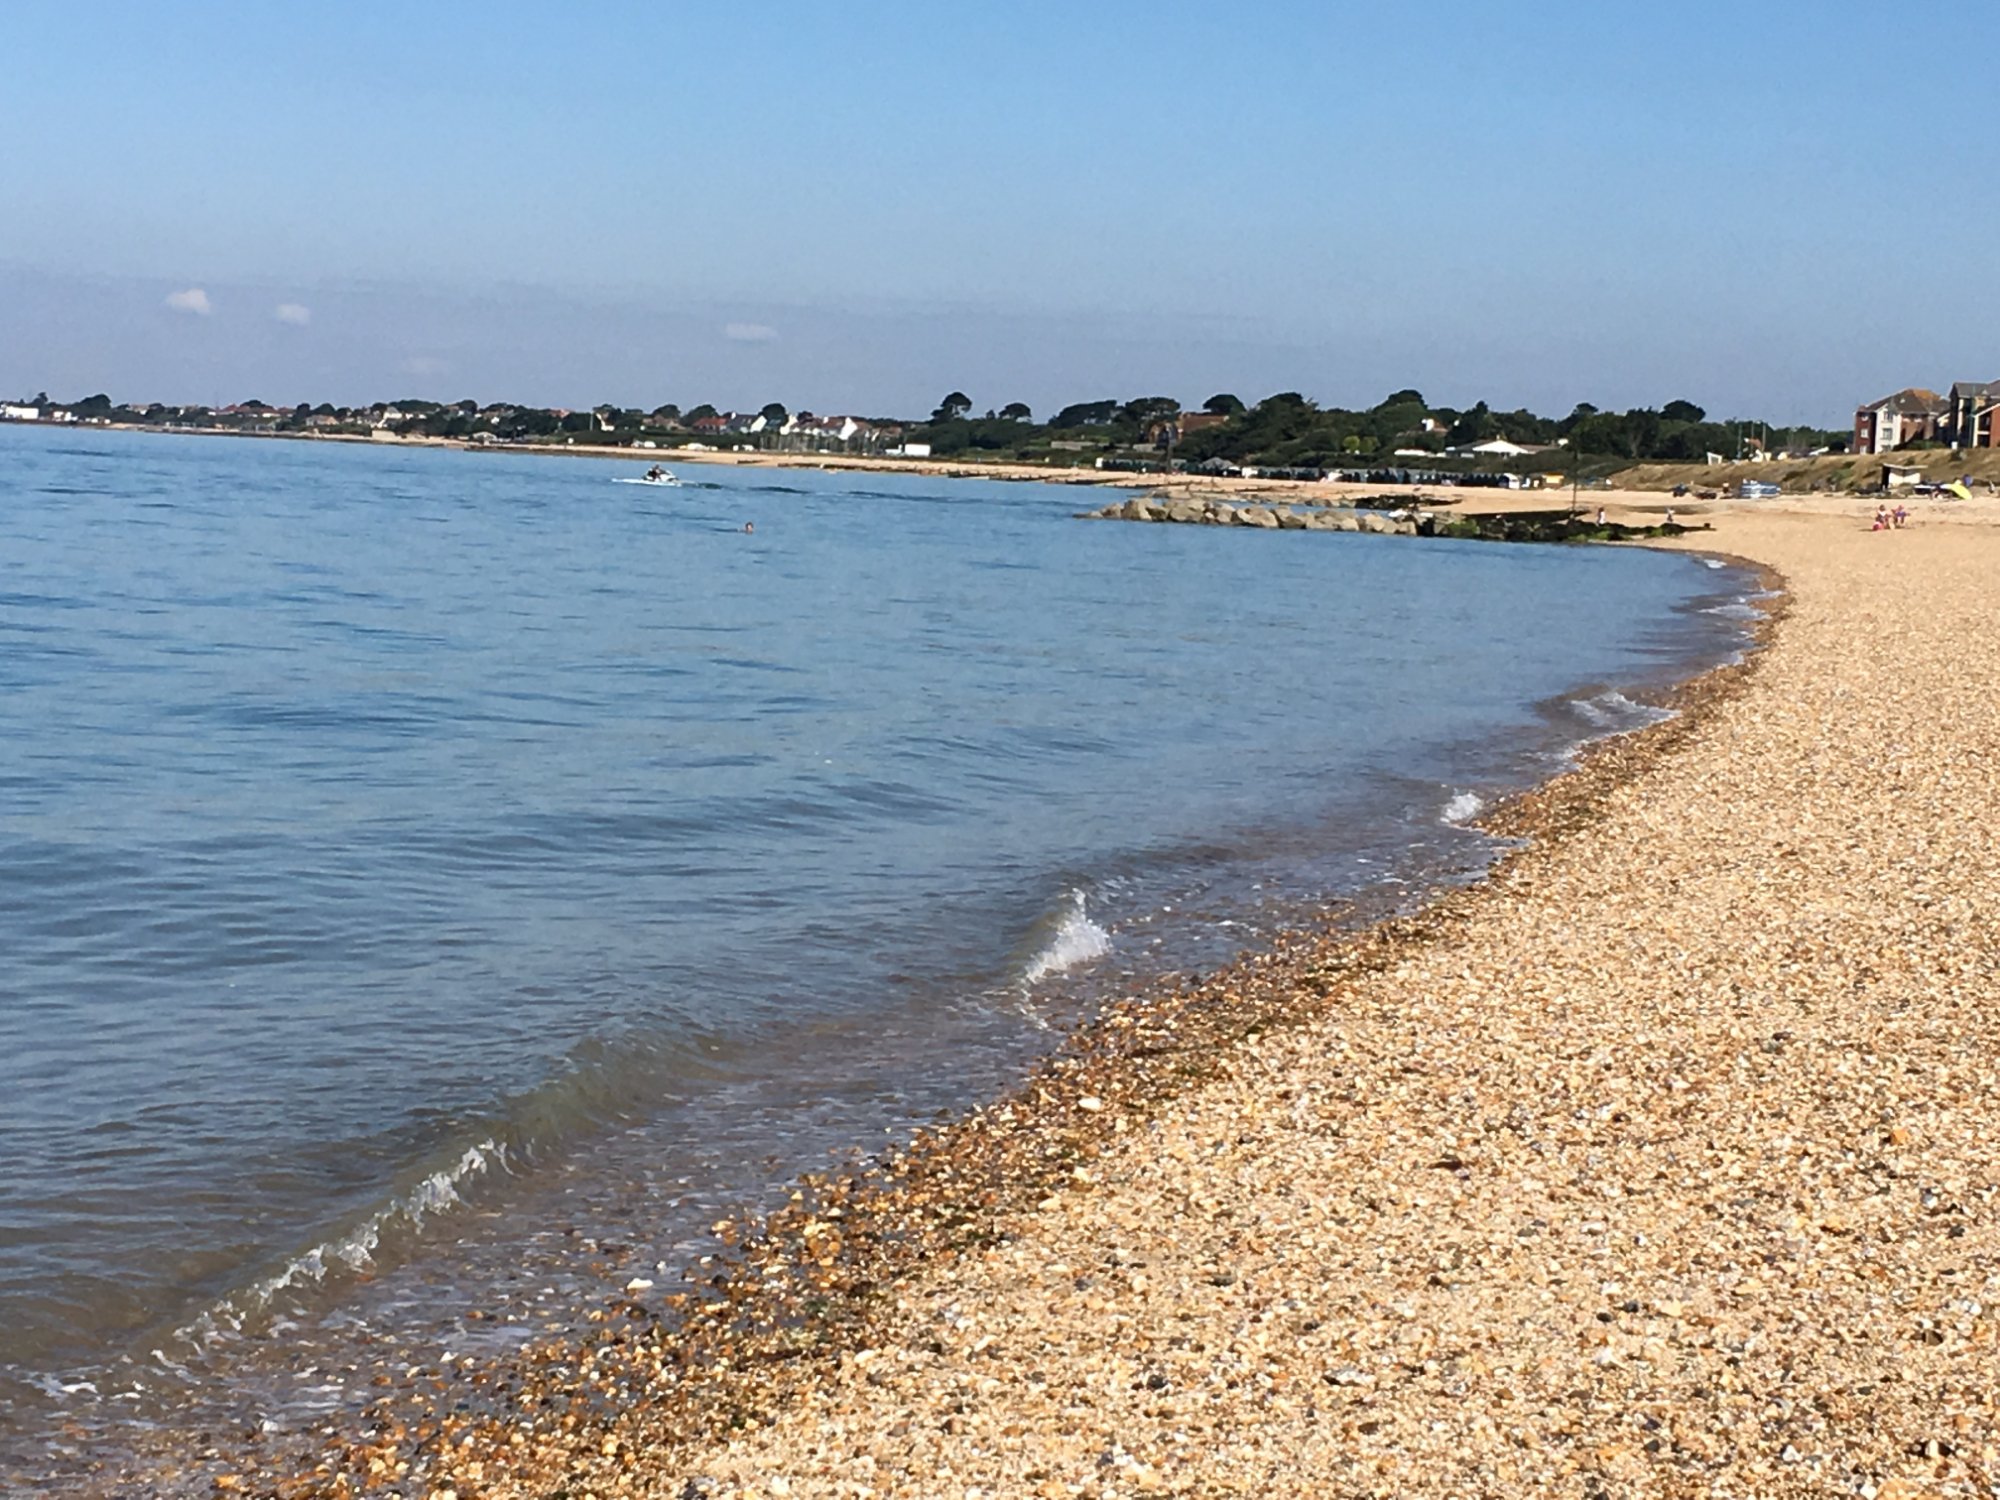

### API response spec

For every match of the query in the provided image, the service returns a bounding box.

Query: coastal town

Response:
[12,383,2000,509]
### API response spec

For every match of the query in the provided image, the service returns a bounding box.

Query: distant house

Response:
[806,415,868,445]
[1946,380,2000,448]
[1853,388,1946,453]
[1145,411,1230,447]
[1448,437,1542,459]
[688,413,732,436]
[1,403,40,422]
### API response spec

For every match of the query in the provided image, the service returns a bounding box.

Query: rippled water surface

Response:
[0,425,1752,1477]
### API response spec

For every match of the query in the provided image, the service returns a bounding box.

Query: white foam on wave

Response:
[1570,690,1675,732]
[1442,791,1485,825]
[1022,890,1113,986]
[171,1138,506,1354]
[1703,557,1726,570]
[1702,601,1763,620]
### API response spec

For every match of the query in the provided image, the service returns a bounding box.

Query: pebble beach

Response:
[190,508,1999,1498]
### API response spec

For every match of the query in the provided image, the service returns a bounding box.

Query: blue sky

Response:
[4,2,1995,422]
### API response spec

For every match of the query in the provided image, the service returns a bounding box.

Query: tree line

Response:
[901,390,1843,469]
[15,389,1845,471]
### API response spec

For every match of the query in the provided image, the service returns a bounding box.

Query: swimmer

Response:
[743,521,754,533]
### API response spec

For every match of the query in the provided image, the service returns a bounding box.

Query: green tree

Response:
[1377,389,1426,410]
[1662,399,1706,424]
[1000,401,1032,421]
[1623,407,1664,459]
[1050,399,1120,428]
[933,391,972,421]
[685,403,718,423]
[1119,395,1180,432]
[1561,402,1600,433]
[1203,393,1245,415]
[761,402,788,423]
[1446,400,1499,446]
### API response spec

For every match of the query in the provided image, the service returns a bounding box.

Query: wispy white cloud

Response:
[724,322,778,343]
[274,302,311,326]
[164,287,212,315]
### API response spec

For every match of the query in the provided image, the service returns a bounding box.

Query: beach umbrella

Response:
[1946,481,1973,500]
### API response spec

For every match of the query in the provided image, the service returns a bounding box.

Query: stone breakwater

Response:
[1080,494,1695,544]
[1081,493,1424,534]
[139,513,2000,1500]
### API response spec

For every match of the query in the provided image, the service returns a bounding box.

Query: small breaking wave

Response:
[1569,689,1674,732]
[1441,791,1485,825]
[172,1139,506,1353]
[1021,889,1113,986]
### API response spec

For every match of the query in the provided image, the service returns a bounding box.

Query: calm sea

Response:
[0,425,1754,1484]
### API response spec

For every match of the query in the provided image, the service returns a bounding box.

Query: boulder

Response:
[1237,505,1280,529]
[1119,497,1151,522]
[1165,500,1205,524]
[1276,509,1308,530]
[1209,504,1238,526]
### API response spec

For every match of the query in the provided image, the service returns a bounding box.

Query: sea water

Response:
[0,425,1757,1481]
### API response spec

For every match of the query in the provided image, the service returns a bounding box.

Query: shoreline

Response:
[47,504,2000,1498]
[137,549,1786,1494]
[37,419,2000,534]
[631,511,1997,1497]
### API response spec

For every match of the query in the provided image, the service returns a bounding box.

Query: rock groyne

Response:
[1080,495,1697,543]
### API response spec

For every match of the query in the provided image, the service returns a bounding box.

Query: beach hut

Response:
[1882,464,1923,491]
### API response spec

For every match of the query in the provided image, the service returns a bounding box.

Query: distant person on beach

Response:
[1893,504,1909,528]
[1663,507,1675,527]
[1595,507,1606,526]
[1873,506,1889,531]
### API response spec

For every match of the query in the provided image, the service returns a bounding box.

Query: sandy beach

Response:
[176,503,2000,1498]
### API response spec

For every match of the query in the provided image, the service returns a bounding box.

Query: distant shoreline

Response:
[4,416,1685,518]
[21,417,2000,527]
